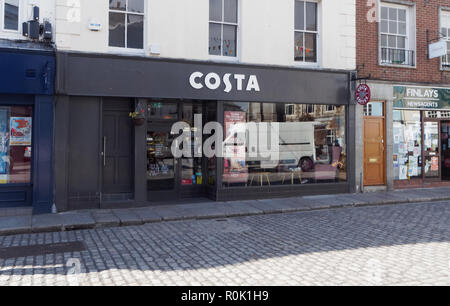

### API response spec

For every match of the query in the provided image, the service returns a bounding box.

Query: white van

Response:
[245,122,316,171]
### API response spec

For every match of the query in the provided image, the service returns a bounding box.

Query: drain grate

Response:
[0,241,86,260]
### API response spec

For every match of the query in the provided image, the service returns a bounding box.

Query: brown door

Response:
[363,102,386,186]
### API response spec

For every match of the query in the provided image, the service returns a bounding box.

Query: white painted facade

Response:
[0,0,55,40]
[53,0,355,70]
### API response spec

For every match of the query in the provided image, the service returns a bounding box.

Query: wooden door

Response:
[364,103,386,186]
[102,99,134,195]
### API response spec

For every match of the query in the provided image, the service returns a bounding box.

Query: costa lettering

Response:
[189,72,261,93]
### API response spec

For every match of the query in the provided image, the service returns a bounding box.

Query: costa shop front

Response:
[54,51,356,211]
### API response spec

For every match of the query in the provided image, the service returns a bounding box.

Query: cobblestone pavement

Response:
[0,201,449,286]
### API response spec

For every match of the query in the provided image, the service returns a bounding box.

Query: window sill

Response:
[208,55,240,63]
[379,63,416,69]
[108,47,146,56]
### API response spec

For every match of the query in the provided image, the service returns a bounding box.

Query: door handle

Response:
[103,136,107,167]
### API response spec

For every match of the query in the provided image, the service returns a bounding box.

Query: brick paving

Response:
[0,201,449,286]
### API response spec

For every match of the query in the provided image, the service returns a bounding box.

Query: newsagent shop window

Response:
[109,0,145,49]
[393,110,422,180]
[222,102,347,188]
[0,106,33,184]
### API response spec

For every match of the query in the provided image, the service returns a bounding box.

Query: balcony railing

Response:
[380,48,415,67]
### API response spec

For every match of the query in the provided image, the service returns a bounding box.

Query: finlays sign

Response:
[394,86,450,110]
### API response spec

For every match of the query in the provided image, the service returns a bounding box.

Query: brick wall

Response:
[357,0,450,84]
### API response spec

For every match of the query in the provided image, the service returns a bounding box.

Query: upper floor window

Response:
[294,0,318,63]
[441,10,450,69]
[209,0,238,57]
[3,0,19,31]
[109,0,144,49]
[379,4,415,67]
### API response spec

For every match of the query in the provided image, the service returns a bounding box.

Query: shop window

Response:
[3,0,19,31]
[393,110,422,180]
[109,0,145,49]
[379,3,415,66]
[294,0,318,63]
[209,0,238,57]
[0,106,33,185]
[440,10,450,69]
[222,102,346,188]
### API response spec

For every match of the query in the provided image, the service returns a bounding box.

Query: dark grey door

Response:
[102,99,134,196]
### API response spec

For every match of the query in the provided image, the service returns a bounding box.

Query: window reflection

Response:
[222,103,347,187]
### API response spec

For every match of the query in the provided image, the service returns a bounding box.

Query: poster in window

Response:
[223,111,248,183]
[10,117,32,146]
[431,157,439,172]
[0,109,9,183]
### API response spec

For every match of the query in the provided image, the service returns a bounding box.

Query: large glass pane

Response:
[0,106,33,185]
[4,0,19,31]
[398,22,406,35]
[304,32,317,63]
[295,1,305,31]
[381,34,388,47]
[127,14,144,49]
[424,122,439,178]
[398,9,406,22]
[128,0,144,13]
[109,12,126,48]
[381,6,388,20]
[389,8,397,21]
[147,102,178,121]
[181,103,203,186]
[442,122,450,180]
[223,103,347,188]
[223,24,237,57]
[209,0,222,22]
[109,0,126,11]
[209,23,222,55]
[389,21,398,34]
[393,110,422,180]
[294,32,304,61]
[147,130,176,191]
[224,0,238,23]
[380,20,388,33]
[305,2,317,32]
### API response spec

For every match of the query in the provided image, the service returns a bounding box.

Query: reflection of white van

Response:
[246,122,316,171]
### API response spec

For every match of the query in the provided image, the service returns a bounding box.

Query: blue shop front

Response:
[0,44,55,214]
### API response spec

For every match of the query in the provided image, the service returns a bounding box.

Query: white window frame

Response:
[285,104,295,116]
[440,8,450,70]
[378,1,416,68]
[294,0,320,66]
[1,0,21,33]
[108,0,146,54]
[208,0,240,62]
[307,105,315,114]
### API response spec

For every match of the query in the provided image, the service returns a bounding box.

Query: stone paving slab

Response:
[92,210,120,228]
[60,212,96,231]
[31,214,63,233]
[0,216,31,236]
[1,187,450,236]
[131,207,163,223]
[112,209,144,226]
